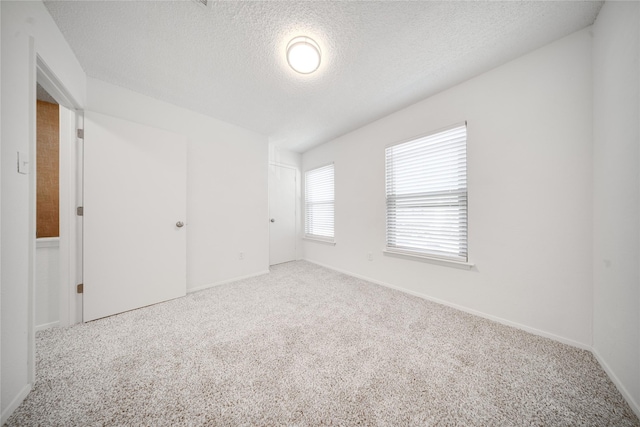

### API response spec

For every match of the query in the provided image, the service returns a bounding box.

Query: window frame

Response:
[384,122,472,268]
[304,163,335,244]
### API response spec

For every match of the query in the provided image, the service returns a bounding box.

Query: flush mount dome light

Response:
[286,36,321,74]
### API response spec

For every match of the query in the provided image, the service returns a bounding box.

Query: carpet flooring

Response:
[5,261,639,426]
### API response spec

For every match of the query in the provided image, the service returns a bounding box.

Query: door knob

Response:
[270,218,275,223]
[176,221,184,228]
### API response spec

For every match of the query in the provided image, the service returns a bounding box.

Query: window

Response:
[385,123,467,262]
[305,164,335,241]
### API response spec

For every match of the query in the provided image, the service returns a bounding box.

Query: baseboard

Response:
[304,259,591,351]
[187,270,270,294]
[592,348,640,419]
[35,320,59,332]
[1,383,32,425]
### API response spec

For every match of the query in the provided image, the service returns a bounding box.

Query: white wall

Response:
[303,29,593,348]
[87,78,270,291]
[592,0,640,416]
[1,1,86,421]
[35,239,59,330]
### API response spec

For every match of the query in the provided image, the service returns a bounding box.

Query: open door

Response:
[83,111,187,321]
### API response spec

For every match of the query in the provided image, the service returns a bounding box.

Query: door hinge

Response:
[77,129,84,139]
[77,284,83,294]
[76,206,83,216]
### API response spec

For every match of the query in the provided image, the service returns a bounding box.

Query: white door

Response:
[269,164,296,265]
[83,111,187,322]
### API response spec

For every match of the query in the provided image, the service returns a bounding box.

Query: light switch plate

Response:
[17,151,29,174]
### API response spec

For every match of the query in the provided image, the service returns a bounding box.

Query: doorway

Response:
[268,164,297,265]
[35,57,83,330]
[30,56,84,388]
[34,85,61,331]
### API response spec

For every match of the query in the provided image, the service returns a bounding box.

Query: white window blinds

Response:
[385,123,467,262]
[305,164,335,240]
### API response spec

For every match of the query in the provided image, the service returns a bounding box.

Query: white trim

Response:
[303,236,336,245]
[58,105,79,328]
[187,270,270,294]
[303,259,591,351]
[592,348,640,420]
[74,111,84,325]
[36,237,60,248]
[35,321,60,332]
[1,384,31,425]
[35,56,82,331]
[383,249,474,270]
[36,62,84,328]
[268,161,297,171]
[28,36,37,388]
[36,56,81,110]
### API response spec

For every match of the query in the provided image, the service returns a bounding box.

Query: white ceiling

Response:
[44,0,603,153]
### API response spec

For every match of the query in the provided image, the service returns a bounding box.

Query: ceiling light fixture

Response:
[286,36,321,74]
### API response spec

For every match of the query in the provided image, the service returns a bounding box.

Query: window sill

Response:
[383,248,474,270]
[303,236,336,246]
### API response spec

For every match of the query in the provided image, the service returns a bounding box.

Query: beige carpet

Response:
[6,261,639,426]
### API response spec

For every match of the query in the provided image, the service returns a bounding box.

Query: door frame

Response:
[268,162,300,265]
[30,54,83,383]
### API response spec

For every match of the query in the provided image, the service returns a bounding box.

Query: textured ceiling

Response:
[44,1,603,152]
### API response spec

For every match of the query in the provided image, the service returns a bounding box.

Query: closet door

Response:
[269,164,297,265]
